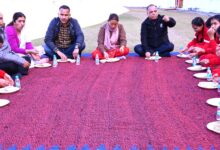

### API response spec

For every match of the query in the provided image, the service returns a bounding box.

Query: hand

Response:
[216,45,220,56]
[31,54,41,61]
[200,59,209,65]
[0,79,10,88]
[72,48,79,59]
[4,73,14,86]
[162,15,170,22]
[212,75,219,83]
[180,47,188,53]
[145,52,151,58]
[57,51,67,60]
[187,46,195,53]
[189,52,197,58]
[103,51,109,59]
[120,46,125,53]
[26,49,39,55]
[193,47,205,54]
[207,27,215,40]
[23,60,30,68]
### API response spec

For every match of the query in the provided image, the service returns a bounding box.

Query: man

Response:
[0,12,30,77]
[44,5,85,60]
[134,4,176,58]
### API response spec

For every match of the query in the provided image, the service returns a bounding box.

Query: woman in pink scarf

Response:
[92,13,129,59]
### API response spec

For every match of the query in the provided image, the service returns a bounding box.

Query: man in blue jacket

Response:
[134,4,176,58]
[44,5,85,60]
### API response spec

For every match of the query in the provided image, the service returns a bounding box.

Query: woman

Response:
[0,12,30,76]
[5,12,48,63]
[198,15,220,67]
[91,13,129,59]
[0,69,14,88]
[180,17,210,56]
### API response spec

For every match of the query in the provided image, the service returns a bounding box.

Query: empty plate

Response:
[0,86,20,94]
[0,99,10,107]
[193,72,207,79]
[185,59,200,64]
[206,98,220,107]
[100,58,120,63]
[207,121,220,134]
[145,56,162,60]
[177,53,189,58]
[35,63,52,68]
[187,65,207,71]
[198,81,218,89]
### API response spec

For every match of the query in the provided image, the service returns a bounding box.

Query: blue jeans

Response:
[43,43,85,59]
[134,42,174,57]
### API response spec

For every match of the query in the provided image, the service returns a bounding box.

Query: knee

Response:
[168,42,174,51]
[124,47,130,55]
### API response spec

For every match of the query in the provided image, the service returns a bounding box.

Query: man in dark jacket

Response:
[44,5,85,60]
[134,4,176,58]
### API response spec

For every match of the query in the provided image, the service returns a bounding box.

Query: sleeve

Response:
[164,17,176,27]
[5,26,26,54]
[0,70,5,78]
[97,26,106,53]
[140,22,152,53]
[187,36,197,48]
[72,19,84,48]
[119,24,127,46]
[204,40,217,54]
[44,18,58,52]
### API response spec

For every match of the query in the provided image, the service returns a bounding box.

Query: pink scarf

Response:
[104,23,119,50]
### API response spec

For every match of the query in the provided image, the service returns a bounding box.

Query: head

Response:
[0,12,4,28]
[205,16,213,28]
[107,13,119,30]
[210,15,220,31]
[58,5,71,24]
[146,4,158,20]
[191,17,204,32]
[8,12,26,32]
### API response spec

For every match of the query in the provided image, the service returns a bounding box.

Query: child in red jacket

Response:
[0,70,14,87]
[181,17,210,55]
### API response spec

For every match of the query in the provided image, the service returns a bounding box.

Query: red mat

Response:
[0,56,219,149]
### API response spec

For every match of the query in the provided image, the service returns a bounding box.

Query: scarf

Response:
[104,23,119,50]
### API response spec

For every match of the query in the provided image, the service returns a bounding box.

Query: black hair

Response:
[108,13,119,22]
[211,14,220,23]
[217,26,220,35]
[59,5,70,11]
[205,17,213,28]
[191,17,204,26]
[0,35,3,44]
[7,12,26,26]
[146,4,157,11]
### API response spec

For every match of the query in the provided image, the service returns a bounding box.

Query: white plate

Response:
[0,86,20,94]
[57,59,76,63]
[187,65,207,71]
[0,99,10,107]
[198,82,218,89]
[145,56,162,60]
[185,59,200,64]
[177,53,189,58]
[206,98,220,107]
[100,58,120,63]
[207,121,220,134]
[193,72,207,79]
[35,63,52,68]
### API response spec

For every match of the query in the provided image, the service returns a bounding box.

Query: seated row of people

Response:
[0,4,176,87]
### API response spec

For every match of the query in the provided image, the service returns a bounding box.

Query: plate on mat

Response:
[57,59,76,63]
[100,58,120,63]
[145,56,162,60]
[193,72,207,79]
[177,53,189,58]
[185,59,200,64]
[206,98,220,107]
[187,65,206,71]
[207,121,220,134]
[35,63,52,68]
[0,99,10,107]
[198,82,218,89]
[0,86,20,94]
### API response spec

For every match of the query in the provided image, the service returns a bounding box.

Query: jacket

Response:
[141,14,176,53]
[44,17,85,52]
